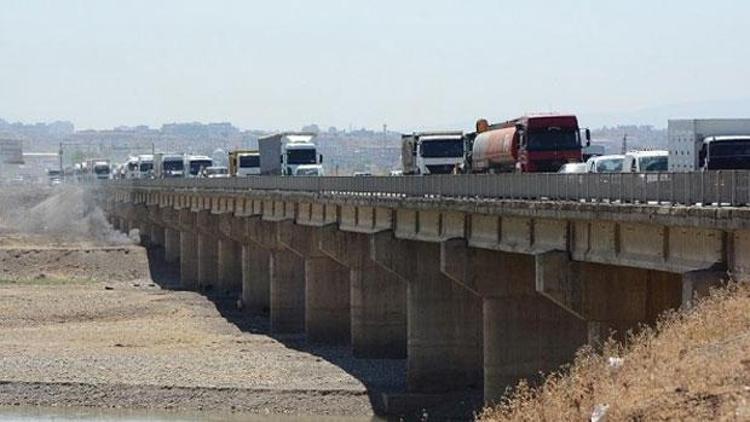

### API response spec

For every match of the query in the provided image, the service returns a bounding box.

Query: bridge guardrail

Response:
[106,171,750,207]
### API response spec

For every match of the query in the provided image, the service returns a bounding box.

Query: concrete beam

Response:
[536,251,683,345]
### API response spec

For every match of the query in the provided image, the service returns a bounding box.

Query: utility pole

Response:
[59,142,64,181]
[621,134,628,155]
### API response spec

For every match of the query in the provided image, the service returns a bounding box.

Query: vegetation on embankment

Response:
[479,282,750,421]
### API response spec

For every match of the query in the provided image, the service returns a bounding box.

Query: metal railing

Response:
[107,171,750,207]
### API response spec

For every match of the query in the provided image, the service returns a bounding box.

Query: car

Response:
[353,171,372,177]
[557,163,587,174]
[202,166,230,178]
[585,154,625,173]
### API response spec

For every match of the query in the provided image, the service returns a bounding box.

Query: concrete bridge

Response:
[97,173,750,407]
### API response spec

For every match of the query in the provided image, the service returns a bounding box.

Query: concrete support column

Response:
[217,239,242,293]
[319,227,406,358]
[150,224,165,248]
[179,231,199,289]
[197,234,219,291]
[372,233,483,393]
[241,244,270,314]
[278,222,351,344]
[483,296,584,402]
[164,228,181,264]
[138,220,151,245]
[121,219,131,235]
[304,255,350,344]
[269,248,306,333]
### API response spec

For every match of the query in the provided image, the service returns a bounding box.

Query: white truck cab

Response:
[184,155,213,178]
[136,154,154,179]
[402,131,464,175]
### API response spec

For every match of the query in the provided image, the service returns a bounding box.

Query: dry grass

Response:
[479,283,750,421]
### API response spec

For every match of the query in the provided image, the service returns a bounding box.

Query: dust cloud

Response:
[0,184,132,246]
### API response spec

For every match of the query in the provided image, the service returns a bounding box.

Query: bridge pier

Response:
[241,244,270,314]
[217,239,242,293]
[150,224,165,248]
[248,220,306,334]
[195,211,220,291]
[372,232,483,394]
[179,231,199,289]
[441,240,587,403]
[164,228,180,264]
[318,226,406,358]
[279,222,350,344]
[137,220,151,246]
[269,247,306,333]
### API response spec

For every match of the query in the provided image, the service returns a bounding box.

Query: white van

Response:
[622,150,668,173]
[585,154,625,173]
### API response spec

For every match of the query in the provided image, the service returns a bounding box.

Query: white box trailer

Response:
[668,119,750,172]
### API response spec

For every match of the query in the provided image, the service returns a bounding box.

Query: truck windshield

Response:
[639,156,668,172]
[139,162,153,172]
[287,149,317,165]
[526,129,580,151]
[164,160,184,172]
[94,165,109,174]
[710,140,750,157]
[189,160,212,175]
[239,155,260,168]
[420,139,464,158]
[707,140,750,169]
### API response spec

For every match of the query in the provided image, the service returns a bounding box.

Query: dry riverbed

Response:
[0,186,403,418]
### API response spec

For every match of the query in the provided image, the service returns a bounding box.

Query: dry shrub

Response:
[479,282,750,421]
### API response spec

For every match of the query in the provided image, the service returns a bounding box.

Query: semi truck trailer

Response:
[668,119,750,172]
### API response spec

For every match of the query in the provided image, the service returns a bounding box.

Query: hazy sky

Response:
[1,0,748,131]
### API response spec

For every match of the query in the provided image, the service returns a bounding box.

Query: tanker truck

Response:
[467,114,590,173]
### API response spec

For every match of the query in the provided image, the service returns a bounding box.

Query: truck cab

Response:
[160,154,186,178]
[284,136,323,176]
[229,150,261,176]
[184,155,213,178]
[402,132,464,175]
[136,154,154,179]
[92,160,111,180]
